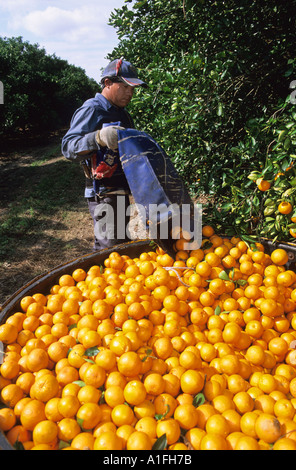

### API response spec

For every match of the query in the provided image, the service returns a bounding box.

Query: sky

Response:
[0,0,129,82]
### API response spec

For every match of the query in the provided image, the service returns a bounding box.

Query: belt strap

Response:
[96,188,130,198]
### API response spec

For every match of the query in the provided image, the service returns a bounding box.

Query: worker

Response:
[61,58,147,250]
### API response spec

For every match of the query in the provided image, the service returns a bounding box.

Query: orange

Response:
[59,274,75,287]
[109,335,132,356]
[31,374,59,402]
[81,330,101,349]
[180,369,204,395]
[274,399,295,420]
[20,295,36,312]
[6,424,31,446]
[0,323,18,344]
[152,393,176,419]
[44,398,63,422]
[135,416,157,441]
[257,178,270,191]
[205,413,230,438]
[239,411,259,438]
[134,400,156,420]
[144,373,165,396]
[56,366,79,387]
[257,373,277,394]
[123,380,147,406]
[111,404,135,427]
[47,340,69,363]
[105,370,127,389]
[179,349,202,370]
[94,431,123,450]
[153,336,173,360]
[212,394,235,414]
[245,344,265,366]
[235,435,260,450]
[1,384,24,408]
[202,225,215,238]
[199,343,217,362]
[80,363,105,388]
[0,407,16,431]
[254,394,275,414]
[270,249,289,266]
[72,268,87,282]
[273,437,296,450]
[227,374,248,394]
[222,322,242,345]
[173,403,198,430]
[278,201,293,214]
[20,399,46,431]
[57,418,81,442]
[76,403,102,430]
[200,433,228,450]
[58,395,80,419]
[185,428,206,450]
[245,320,264,339]
[222,409,241,433]
[94,421,117,439]
[156,418,180,445]
[104,385,125,408]
[255,413,282,443]
[268,336,289,356]
[77,384,101,405]
[13,397,32,420]
[32,419,58,446]
[220,354,241,375]
[126,430,152,450]
[289,377,296,398]
[203,380,223,402]
[0,360,20,380]
[259,298,279,317]
[71,432,95,450]
[117,351,142,377]
[233,391,254,414]
[26,348,49,372]
[47,294,64,314]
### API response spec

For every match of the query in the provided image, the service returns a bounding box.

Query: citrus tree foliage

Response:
[0,37,98,133]
[108,0,296,242]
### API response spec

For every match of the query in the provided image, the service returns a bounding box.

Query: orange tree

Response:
[108,0,296,243]
[206,96,296,243]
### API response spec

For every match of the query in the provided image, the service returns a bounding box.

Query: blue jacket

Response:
[61,93,134,197]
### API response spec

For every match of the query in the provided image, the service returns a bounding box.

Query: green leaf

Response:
[214,305,221,315]
[193,392,206,407]
[152,433,167,450]
[59,440,71,450]
[84,347,100,357]
[219,270,230,281]
[73,380,86,387]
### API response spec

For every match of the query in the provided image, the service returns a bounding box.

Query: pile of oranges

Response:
[2,227,296,450]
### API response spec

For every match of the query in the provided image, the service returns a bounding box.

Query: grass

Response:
[0,131,94,306]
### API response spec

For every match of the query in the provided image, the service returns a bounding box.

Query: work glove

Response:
[95,125,124,150]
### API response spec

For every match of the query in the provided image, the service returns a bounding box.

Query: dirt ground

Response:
[0,130,146,308]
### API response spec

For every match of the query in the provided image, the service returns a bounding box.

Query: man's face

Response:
[103,79,135,108]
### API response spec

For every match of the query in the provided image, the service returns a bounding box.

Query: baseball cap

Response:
[101,58,147,87]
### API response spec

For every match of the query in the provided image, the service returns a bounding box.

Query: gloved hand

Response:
[96,125,124,150]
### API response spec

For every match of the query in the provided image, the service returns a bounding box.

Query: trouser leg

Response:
[87,195,130,251]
